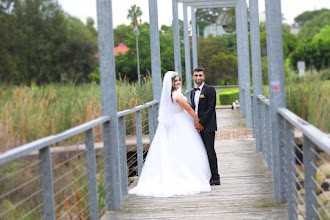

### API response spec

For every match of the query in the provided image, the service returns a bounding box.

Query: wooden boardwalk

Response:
[102,109,288,219]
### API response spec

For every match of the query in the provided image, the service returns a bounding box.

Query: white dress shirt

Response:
[194,83,204,115]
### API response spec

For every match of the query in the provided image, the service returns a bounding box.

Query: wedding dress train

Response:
[129,88,211,197]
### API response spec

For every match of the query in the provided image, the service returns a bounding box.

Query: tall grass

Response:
[285,75,329,132]
[0,76,153,152]
[262,75,329,132]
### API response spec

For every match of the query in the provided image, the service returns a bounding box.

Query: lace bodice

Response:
[171,91,187,113]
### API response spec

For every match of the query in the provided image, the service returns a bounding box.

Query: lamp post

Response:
[134,25,141,87]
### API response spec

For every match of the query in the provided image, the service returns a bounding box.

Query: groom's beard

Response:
[194,80,204,85]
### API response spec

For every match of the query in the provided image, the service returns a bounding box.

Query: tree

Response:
[0,0,98,84]
[290,25,330,71]
[198,35,238,85]
[294,9,329,26]
[298,10,330,40]
[259,22,297,59]
[113,24,134,46]
[114,24,175,81]
[127,4,142,27]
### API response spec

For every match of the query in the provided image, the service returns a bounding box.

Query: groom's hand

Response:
[195,122,204,132]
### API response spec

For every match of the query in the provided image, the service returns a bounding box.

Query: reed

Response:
[0,76,153,152]
[285,75,329,132]
[262,75,329,132]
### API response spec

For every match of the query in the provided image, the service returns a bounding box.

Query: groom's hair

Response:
[193,67,204,73]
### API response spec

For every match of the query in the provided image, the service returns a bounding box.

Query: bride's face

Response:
[173,76,181,90]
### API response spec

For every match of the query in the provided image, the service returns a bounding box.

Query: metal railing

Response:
[0,100,158,220]
[256,95,330,220]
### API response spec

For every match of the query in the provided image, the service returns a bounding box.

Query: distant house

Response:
[94,43,129,58]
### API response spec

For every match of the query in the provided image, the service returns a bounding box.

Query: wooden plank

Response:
[101,109,288,219]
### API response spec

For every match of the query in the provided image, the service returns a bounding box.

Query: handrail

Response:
[0,116,110,165]
[278,108,330,154]
[257,95,270,106]
[117,100,158,117]
[0,100,159,220]
[0,100,160,166]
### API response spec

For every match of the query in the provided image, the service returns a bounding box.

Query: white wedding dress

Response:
[129,71,211,197]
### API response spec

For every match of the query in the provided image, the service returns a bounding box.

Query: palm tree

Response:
[127,4,143,27]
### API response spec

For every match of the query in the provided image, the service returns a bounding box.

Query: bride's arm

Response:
[175,94,199,121]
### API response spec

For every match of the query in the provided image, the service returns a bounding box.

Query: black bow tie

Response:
[194,88,200,91]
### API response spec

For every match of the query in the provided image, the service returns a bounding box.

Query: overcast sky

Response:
[58,0,330,28]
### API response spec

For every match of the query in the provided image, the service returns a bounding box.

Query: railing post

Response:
[39,146,55,220]
[154,103,159,129]
[135,110,144,175]
[102,121,122,210]
[251,95,254,133]
[118,116,128,195]
[285,121,298,220]
[303,136,317,219]
[266,104,272,170]
[148,105,155,143]
[85,129,99,220]
[279,116,287,203]
[259,99,266,159]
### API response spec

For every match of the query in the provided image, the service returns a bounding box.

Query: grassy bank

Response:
[0,77,153,152]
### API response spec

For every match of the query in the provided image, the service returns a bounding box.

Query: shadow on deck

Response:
[102,109,288,219]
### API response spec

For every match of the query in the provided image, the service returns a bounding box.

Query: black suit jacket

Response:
[190,84,217,132]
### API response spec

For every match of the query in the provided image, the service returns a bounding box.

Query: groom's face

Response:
[193,71,205,85]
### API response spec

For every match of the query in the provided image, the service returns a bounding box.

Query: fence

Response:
[0,100,158,220]
[256,95,330,220]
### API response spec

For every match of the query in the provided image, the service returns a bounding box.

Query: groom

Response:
[191,67,220,186]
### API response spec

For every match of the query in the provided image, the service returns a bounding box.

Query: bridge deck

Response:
[102,109,288,219]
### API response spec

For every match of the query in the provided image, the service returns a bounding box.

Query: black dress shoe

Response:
[210,179,220,185]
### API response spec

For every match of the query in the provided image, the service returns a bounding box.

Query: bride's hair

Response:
[171,75,181,102]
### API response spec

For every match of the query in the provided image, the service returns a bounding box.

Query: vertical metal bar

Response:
[266,104,272,170]
[39,146,55,220]
[183,4,192,91]
[259,100,266,159]
[278,116,287,202]
[303,136,317,219]
[85,129,99,220]
[239,0,253,128]
[235,2,244,117]
[135,111,144,175]
[265,0,286,203]
[172,0,182,77]
[96,0,122,210]
[191,7,198,70]
[154,103,159,129]
[251,95,255,133]
[118,116,128,195]
[286,121,297,220]
[249,0,263,151]
[101,122,121,210]
[149,0,162,101]
[148,105,155,143]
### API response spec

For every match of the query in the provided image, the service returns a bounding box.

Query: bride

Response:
[129,71,211,197]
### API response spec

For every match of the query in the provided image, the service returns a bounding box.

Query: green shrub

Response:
[219,89,240,105]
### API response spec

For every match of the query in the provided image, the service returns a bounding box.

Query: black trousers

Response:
[200,131,220,180]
